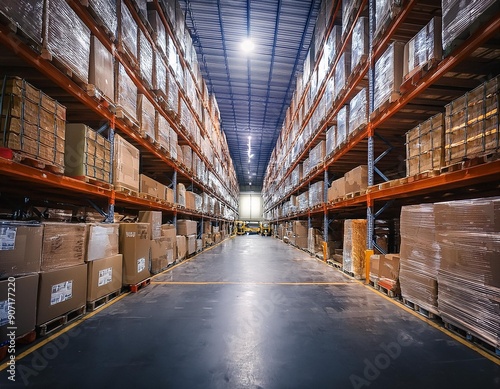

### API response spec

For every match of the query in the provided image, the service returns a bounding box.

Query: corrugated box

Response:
[369,254,382,283]
[187,234,196,255]
[150,238,169,274]
[176,235,187,260]
[138,211,162,240]
[37,263,87,325]
[344,165,368,194]
[379,254,400,291]
[113,134,139,192]
[86,254,122,301]
[177,183,186,207]
[177,220,197,236]
[343,219,367,279]
[86,223,119,262]
[137,94,155,139]
[140,174,166,200]
[165,187,175,203]
[0,222,43,278]
[41,223,88,271]
[374,41,404,112]
[328,177,346,201]
[185,191,196,210]
[119,223,151,285]
[89,35,114,102]
[0,274,38,343]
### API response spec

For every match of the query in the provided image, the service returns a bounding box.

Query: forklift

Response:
[259,221,271,236]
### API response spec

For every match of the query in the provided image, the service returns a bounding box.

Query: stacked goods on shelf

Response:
[37,223,88,325]
[139,211,168,274]
[405,113,445,176]
[307,141,325,174]
[399,204,440,314]
[297,191,309,213]
[343,219,367,279]
[88,36,115,102]
[45,0,91,83]
[403,17,442,81]
[65,124,112,183]
[138,29,154,88]
[85,0,117,40]
[176,219,197,259]
[369,254,382,284]
[334,51,351,100]
[161,224,177,266]
[328,176,346,202]
[434,197,500,349]
[290,221,308,249]
[351,17,368,70]
[444,76,499,164]
[139,174,166,200]
[137,94,155,140]
[378,254,401,294]
[374,0,401,39]
[115,63,138,124]
[374,220,390,254]
[113,134,140,192]
[442,0,500,55]
[117,0,138,66]
[85,223,122,303]
[0,77,66,170]
[309,181,325,207]
[0,0,44,45]
[344,165,368,195]
[337,106,349,148]
[155,112,170,151]
[307,228,323,257]
[177,182,186,207]
[342,0,363,37]
[119,223,150,285]
[349,88,368,135]
[373,41,404,112]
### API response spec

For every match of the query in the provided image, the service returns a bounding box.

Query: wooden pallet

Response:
[86,289,121,312]
[401,58,440,93]
[348,56,368,84]
[442,318,500,358]
[85,84,116,112]
[40,49,87,89]
[11,151,64,175]
[139,192,163,203]
[442,152,500,173]
[402,298,439,320]
[406,169,440,183]
[37,305,86,337]
[0,12,43,52]
[0,330,37,361]
[115,106,140,130]
[72,175,113,189]
[114,185,139,197]
[342,269,364,280]
[377,283,398,298]
[79,0,117,40]
[126,277,151,293]
[370,92,401,120]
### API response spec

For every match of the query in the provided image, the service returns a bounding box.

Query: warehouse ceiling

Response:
[179,0,322,192]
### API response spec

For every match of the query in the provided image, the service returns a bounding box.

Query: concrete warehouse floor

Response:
[2,235,499,388]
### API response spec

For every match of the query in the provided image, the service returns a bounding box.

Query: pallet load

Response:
[161,224,177,266]
[399,204,440,315]
[139,174,166,201]
[65,124,112,184]
[349,88,368,136]
[0,0,44,45]
[119,223,151,287]
[88,35,115,103]
[378,254,401,296]
[113,134,140,193]
[373,41,404,113]
[434,197,500,351]
[307,228,323,257]
[0,77,66,172]
[343,219,367,279]
[344,165,368,196]
[139,211,169,274]
[176,219,197,257]
[351,17,368,71]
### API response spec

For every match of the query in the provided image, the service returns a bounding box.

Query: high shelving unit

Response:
[262,0,500,253]
[0,0,239,229]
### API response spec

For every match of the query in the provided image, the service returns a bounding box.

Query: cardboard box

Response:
[86,254,122,301]
[380,254,400,281]
[187,234,196,255]
[177,219,197,236]
[86,223,119,261]
[328,177,346,201]
[119,223,151,285]
[165,187,175,203]
[196,239,202,252]
[185,191,196,210]
[89,35,114,102]
[177,183,186,207]
[37,263,87,325]
[292,221,308,237]
[41,223,88,271]
[343,219,367,279]
[0,222,43,278]
[138,211,162,240]
[176,235,187,260]
[113,134,139,192]
[344,165,368,194]
[0,274,38,343]
[139,174,166,200]
[150,238,169,274]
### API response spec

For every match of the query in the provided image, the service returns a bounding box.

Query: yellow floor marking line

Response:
[151,281,352,286]
[0,292,130,372]
[360,283,500,366]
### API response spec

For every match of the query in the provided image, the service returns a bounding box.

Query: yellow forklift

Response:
[259,221,271,236]
[235,220,246,235]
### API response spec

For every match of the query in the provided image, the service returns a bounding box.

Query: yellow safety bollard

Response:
[365,249,374,284]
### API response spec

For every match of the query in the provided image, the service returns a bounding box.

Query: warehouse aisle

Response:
[2,236,499,388]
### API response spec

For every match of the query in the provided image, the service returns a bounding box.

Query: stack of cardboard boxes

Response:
[176,219,197,259]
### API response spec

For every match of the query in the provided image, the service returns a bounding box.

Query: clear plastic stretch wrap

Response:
[334,52,350,100]
[405,113,445,176]
[116,63,138,121]
[337,105,349,148]
[298,191,309,212]
[302,157,311,177]
[343,219,367,278]
[308,228,324,254]
[0,0,44,44]
[444,75,499,164]
[325,76,335,114]
[155,112,170,151]
[47,0,91,83]
[435,197,500,347]
[167,70,179,115]
[309,141,325,170]
[137,95,155,139]
[119,1,138,60]
[404,17,442,78]
[291,164,302,188]
[374,42,404,112]
[442,0,499,53]
[375,0,392,36]
[326,25,341,65]
[309,181,324,207]
[89,0,117,38]
[89,36,114,102]
[326,125,336,156]
[169,127,178,160]
[342,0,362,36]
[154,55,167,96]
[399,204,440,312]
[352,17,368,70]
[139,29,154,88]
[349,88,368,135]
[135,0,148,21]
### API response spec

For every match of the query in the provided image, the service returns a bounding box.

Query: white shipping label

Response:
[50,280,73,306]
[0,300,8,326]
[98,267,113,287]
[0,226,17,250]
[126,232,136,238]
[137,257,146,273]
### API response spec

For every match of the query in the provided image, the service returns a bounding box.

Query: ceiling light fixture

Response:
[241,38,255,53]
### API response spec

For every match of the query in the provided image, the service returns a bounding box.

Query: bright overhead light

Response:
[241,38,255,53]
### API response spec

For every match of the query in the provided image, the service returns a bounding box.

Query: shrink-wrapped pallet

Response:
[351,17,368,70]
[170,127,178,160]
[46,0,91,83]
[148,10,167,56]
[115,63,138,122]
[334,52,351,100]
[154,55,168,98]
[118,0,137,63]
[343,219,367,279]
[375,0,400,38]
[138,29,154,88]
[308,228,324,255]
[349,88,368,135]
[137,95,155,140]
[113,134,140,192]
[342,0,363,36]
[309,141,326,171]
[309,181,324,207]
[88,0,117,39]
[373,42,404,112]
[155,112,170,151]
[325,25,341,65]
[337,106,349,147]
[298,191,309,212]
[89,36,114,103]
[0,0,44,44]
[41,223,88,271]
[325,125,336,157]
[167,69,179,115]
[399,204,440,313]
[435,197,500,349]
